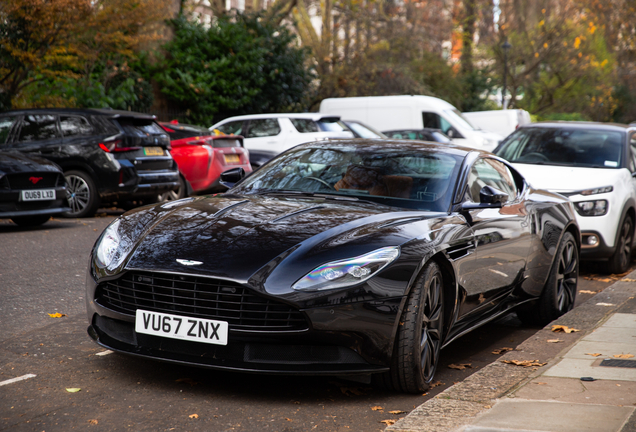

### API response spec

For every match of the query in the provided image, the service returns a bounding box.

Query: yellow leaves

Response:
[541,8,546,13]
[492,347,513,355]
[539,20,545,27]
[371,406,383,411]
[380,419,397,425]
[448,363,472,370]
[552,325,580,333]
[586,353,603,357]
[66,388,81,393]
[547,339,563,343]
[588,22,597,34]
[48,312,67,318]
[501,359,547,367]
[88,419,98,425]
[601,59,608,68]
[579,290,598,294]
[574,37,582,49]
[535,52,540,58]
[389,410,407,414]
[543,42,548,49]
[614,354,635,359]
[189,414,199,419]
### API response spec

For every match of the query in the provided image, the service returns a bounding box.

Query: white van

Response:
[462,109,531,138]
[319,95,503,151]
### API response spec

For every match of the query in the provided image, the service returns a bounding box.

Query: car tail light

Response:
[99,138,140,153]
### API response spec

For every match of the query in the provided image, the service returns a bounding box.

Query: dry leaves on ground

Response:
[380,420,397,426]
[448,363,472,370]
[48,312,67,318]
[88,419,98,425]
[614,354,635,359]
[547,339,563,343]
[586,353,603,357]
[492,347,513,355]
[579,290,598,294]
[622,278,636,282]
[430,381,444,388]
[371,406,383,411]
[533,382,547,385]
[66,388,81,393]
[389,410,407,415]
[189,414,198,419]
[501,359,547,367]
[551,325,580,333]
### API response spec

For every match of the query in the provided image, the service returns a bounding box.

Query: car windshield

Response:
[495,127,624,168]
[232,143,462,211]
[445,109,476,130]
[345,121,385,138]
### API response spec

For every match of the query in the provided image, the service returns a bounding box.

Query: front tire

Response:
[378,261,444,393]
[604,215,633,274]
[63,170,100,218]
[518,231,578,326]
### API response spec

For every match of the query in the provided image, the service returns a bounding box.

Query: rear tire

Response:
[63,170,99,218]
[517,231,578,326]
[604,215,633,274]
[11,215,51,227]
[376,261,444,393]
[158,175,187,202]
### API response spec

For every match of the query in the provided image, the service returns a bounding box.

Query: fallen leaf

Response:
[285,418,292,422]
[88,419,98,425]
[48,313,67,318]
[586,353,603,357]
[448,363,472,370]
[66,388,81,393]
[613,354,635,359]
[389,410,407,415]
[547,339,562,343]
[501,359,547,367]
[176,378,199,386]
[596,302,616,306]
[533,382,547,385]
[380,419,397,426]
[189,414,198,419]
[492,347,513,355]
[339,386,366,396]
[551,325,580,333]
[430,381,444,388]
[371,406,383,411]
[579,290,598,294]
[622,278,636,282]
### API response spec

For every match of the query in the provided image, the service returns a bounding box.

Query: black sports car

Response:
[0,151,70,226]
[86,140,579,393]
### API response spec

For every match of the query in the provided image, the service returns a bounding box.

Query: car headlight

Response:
[95,219,126,269]
[292,246,400,291]
[580,186,613,196]
[574,200,608,216]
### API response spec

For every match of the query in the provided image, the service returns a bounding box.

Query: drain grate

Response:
[599,359,636,368]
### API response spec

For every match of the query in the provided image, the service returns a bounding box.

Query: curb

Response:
[386,272,636,432]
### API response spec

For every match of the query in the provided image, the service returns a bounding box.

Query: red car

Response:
[159,121,252,200]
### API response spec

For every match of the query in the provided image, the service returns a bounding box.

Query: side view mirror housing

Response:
[461,185,508,210]
[219,167,246,189]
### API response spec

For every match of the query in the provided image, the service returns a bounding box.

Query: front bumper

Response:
[580,230,615,260]
[86,271,403,375]
[0,188,70,217]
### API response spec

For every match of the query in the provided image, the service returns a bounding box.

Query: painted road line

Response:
[0,374,36,387]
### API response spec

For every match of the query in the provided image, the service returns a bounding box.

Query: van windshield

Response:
[445,109,477,130]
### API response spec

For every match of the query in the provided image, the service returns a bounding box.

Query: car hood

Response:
[0,151,61,175]
[511,163,625,193]
[120,195,442,289]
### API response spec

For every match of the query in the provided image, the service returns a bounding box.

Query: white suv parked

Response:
[210,113,354,168]
[495,122,636,274]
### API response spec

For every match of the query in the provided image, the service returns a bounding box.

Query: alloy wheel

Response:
[555,239,578,313]
[66,174,91,215]
[420,272,443,382]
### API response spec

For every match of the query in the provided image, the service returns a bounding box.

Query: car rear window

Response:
[0,116,16,144]
[116,117,165,136]
[60,116,93,137]
[496,127,624,168]
[246,119,281,138]
[161,123,209,140]
[290,118,319,133]
[316,118,348,132]
[211,137,242,148]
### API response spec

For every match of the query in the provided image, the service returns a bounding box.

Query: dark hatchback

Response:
[0,151,70,226]
[0,109,180,217]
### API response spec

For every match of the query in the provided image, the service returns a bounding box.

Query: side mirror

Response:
[219,167,246,189]
[446,128,455,138]
[461,185,508,210]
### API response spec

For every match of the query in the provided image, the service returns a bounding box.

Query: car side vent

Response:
[446,241,475,260]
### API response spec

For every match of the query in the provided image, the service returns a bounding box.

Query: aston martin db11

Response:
[86,140,579,393]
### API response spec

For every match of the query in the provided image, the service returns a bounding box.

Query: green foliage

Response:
[535,112,590,121]
[154,14,314,125]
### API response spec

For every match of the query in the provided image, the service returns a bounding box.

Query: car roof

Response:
[0,108,156,120]
[214,113,341,123]
[298,138,479,157]
[522,121,633,132]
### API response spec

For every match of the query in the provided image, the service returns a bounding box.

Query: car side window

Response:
[214,120,244,136]
[246,119,281,138]
[629,132,636,172]
[17,115,59,142]
[290,118,319,133]
[466,158,517,203]
[60,116,93,137]
[422,112,452,136]
[0,116,16,145]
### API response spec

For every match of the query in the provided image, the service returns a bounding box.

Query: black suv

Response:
[0,109,179,217]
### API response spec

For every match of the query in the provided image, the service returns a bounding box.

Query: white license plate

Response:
[21,189,55,201]
[135,309,228,346]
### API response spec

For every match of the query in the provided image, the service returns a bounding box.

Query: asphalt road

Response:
[0,213,623,431]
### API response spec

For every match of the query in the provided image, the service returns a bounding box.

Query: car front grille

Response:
[7,172,63,189]
[96,271,308,331]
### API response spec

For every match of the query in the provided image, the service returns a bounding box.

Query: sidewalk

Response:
[387,272,636,432]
